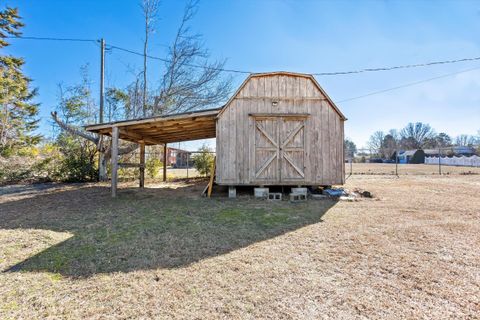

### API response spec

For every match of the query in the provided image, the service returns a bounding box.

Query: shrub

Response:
[146,158,163,178]
[192,144,214,176]
[0,143,63,184]
[0,155,34,184]
[32,143,64,181]
[56,135,98,182]
[0,136,98,184]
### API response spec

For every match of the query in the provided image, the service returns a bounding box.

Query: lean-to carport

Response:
[85,108,220,197]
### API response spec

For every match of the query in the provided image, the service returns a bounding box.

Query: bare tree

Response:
[51,0,232,181]
[388,129,399,142]
[433,132,452,147]
[140,0,159,117]
[367,131,385,157]
[381,134,397,159]
[344,138,357,158]
[454,134,476,146]
[153,0,232,115]
[400,122,435,149]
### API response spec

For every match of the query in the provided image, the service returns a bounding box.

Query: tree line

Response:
[345,123,480,159]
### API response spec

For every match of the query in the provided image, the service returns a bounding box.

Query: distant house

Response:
[398,149,426,164]
[452,146,476,156]
[423,149,440,157]
[174,150,192,168]
[424,146,476,157]
[166,147,190,167]
[399,147,476,164]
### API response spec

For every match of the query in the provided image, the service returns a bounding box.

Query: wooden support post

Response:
[111,126,119,198]
[163,143,167,182]
[139,143,145,188]
[207,156,216,198]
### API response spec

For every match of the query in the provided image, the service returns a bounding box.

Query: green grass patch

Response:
[6,192,332,276]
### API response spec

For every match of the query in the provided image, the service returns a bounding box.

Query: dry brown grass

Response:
[346,162,480,175]
[1,175,479,319]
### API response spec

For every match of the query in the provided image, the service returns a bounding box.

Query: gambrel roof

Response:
[217,71,347,121]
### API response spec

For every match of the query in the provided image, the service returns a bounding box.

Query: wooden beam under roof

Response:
[85,108,220,132]
[119,128,160,145]
[85,108,220,145]
[131,122,216,134]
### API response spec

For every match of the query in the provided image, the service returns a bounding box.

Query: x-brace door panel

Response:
[253,118,279,181]
[252,116,306,183]
[279,119,305,181]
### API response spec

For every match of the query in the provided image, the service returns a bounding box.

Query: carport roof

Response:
[85,107,221,145]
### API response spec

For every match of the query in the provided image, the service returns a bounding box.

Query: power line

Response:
[6,35,251,74]
[335,65,480,103]
[5,35,97,42]
[108,43,480,76]
[313,56,480,76]
[6,35,480,77]
[108,44,252,74]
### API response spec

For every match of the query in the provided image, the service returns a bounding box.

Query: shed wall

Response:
[216,74,344,186]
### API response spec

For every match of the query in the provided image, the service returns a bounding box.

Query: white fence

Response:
[425,155,480,167]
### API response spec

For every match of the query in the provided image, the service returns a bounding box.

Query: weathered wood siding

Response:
[216,74,344,186]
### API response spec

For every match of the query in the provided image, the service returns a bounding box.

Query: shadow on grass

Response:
[1,181,337,277]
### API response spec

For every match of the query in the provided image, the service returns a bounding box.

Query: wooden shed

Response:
[216,72,346,187]
[85,71,346,197]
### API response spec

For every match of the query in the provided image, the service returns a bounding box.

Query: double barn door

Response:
[252,115,307,183]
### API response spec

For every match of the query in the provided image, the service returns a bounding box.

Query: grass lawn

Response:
[1,175,479,319]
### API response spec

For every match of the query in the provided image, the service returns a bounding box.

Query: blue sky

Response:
[3,0,480,150]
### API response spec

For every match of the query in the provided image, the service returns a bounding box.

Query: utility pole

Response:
[98,38,107,181]
[143,31,148,117]
[99,38,105,123]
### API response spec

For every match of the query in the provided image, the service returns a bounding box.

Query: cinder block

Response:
[291,187,308,197]
[311,194,328,200]
[289,193,307,202]
[339,195,356,202]
[254,187,269,198]
[268,193,282,201]
[228,186,236,198]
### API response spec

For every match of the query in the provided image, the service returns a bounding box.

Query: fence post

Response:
[186,152,189,178]
[438,148,442,175]
[395,149,398,176]
[350,157,353,176]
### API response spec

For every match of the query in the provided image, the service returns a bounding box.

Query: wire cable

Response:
[335,65,480,103]
[108,44,480,76]
[108,44,252,74]
[5,35,97,42]
[6,35,480,77]
[313,57,480,76]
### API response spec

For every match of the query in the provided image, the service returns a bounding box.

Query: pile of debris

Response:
[251,186,374,202]
[311,187,373,201]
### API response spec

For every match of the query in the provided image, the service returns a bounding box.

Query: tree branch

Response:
[51,111,99,144]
